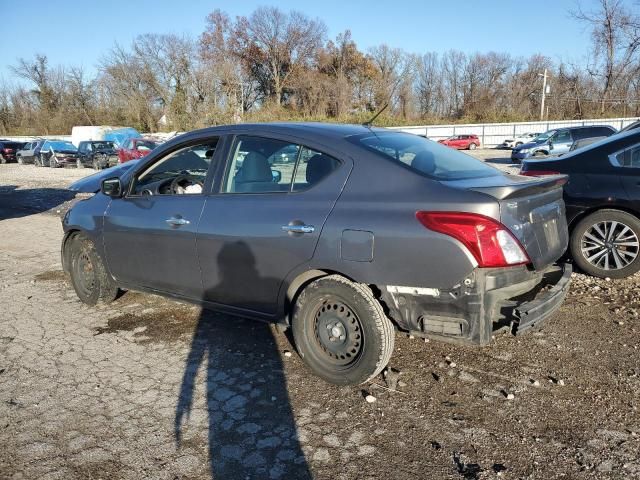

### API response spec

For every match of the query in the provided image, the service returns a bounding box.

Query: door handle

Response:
[282,224,315,234]
[166,216,190,226]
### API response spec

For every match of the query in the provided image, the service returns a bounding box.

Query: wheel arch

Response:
[568,205,640,233]
[61,229,82,273]
[281,269,358,325]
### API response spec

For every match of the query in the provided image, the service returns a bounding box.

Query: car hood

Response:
[513,140,544,151]
[68,160,138,192]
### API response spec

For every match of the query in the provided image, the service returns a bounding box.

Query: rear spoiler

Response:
[468,175,567,200]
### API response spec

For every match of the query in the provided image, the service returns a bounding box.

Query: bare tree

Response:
[572,0,640,113]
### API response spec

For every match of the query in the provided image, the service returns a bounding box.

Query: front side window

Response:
[351,132,499,180]
[553,131,572,144]
[131,140,217,195]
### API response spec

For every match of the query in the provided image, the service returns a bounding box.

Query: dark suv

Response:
[77,141,119,169]
[0,140,27,163]
[511,125,616,163]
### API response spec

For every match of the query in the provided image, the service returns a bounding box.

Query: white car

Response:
[501,132,540,149]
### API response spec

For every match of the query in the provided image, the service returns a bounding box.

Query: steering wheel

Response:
[170,174,204,194]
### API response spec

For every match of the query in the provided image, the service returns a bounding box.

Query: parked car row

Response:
[0,140,27,163]
[3,137,159,169]
[520,128,640,279]
[511,125,617,162]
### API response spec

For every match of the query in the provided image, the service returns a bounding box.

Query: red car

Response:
[438,134,480,150]
[117,138,158,163]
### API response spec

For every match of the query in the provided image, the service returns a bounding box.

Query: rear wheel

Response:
[292,275,395,385]
[570,210,640,279]
[49,156,57,168]
[0,155,6,164]
[68,234,119,305]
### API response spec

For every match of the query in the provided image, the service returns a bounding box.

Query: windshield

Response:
[351,132,500,180]
[135,140,157,150]
[92,141,115,149]
[535,130,556,143]
[46,141,76,151]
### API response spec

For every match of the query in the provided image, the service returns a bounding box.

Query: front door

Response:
[550,130,573,155]
[196,135,348,314]
[103,138,220,299]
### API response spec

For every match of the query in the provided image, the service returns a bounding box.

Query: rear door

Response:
[103,137,220,299]
[196,134,348,314]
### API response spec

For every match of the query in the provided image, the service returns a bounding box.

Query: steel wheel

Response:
[313,298,363,367]
[581,221,639,271]
[72,248,97,299]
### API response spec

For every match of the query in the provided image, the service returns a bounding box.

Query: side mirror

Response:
[101,177,123,197]
[272,170,282,183]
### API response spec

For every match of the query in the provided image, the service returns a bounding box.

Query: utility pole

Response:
[539,69,548,121]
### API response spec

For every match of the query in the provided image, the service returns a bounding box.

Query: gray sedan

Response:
[61,123,571,385]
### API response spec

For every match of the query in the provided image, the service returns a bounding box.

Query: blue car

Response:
[511,125,616,163]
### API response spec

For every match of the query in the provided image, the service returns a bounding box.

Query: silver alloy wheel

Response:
[581,220,639,270]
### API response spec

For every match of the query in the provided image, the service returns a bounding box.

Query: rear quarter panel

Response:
[310,157,500,290]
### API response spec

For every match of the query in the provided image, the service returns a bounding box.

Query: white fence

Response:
[4,116,639,148]
[389,116,640,147]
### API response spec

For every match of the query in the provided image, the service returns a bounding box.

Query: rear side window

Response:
[351,132,499,180]
[224,136,341,193]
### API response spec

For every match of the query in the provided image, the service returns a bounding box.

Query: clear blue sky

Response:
[0,0,607,84]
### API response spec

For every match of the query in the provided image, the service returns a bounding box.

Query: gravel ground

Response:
[1,157,640,479]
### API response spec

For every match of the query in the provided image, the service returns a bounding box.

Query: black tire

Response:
[17,156,24,165]
[68,234,119,305]
[291,275,395,385]
[0,155,6,164]
[93,158,100,170]
[77,158,84,169]
[570,210,640,279]
[49,156,56,168]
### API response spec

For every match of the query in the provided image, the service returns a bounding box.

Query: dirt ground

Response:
[1,153,639,480]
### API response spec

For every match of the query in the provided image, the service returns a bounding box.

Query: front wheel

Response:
[292,275,395,385]
[570,210,640,279]
[68,234,119,305]
[468,142,477,150]
[76,158,84,169]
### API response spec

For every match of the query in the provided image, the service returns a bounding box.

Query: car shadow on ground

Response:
[0,185,74,221]
[175,241,311,479]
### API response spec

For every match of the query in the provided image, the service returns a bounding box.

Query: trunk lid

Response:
[441,174,569,270]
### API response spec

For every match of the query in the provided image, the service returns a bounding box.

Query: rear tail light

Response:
[416,211,530,268]
[519,170,560,176]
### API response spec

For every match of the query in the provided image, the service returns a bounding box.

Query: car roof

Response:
[186,122,388,142]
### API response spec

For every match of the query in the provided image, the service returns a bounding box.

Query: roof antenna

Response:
[362,103,388,128]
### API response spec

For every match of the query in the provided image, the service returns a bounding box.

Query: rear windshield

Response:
[350,131,500,180]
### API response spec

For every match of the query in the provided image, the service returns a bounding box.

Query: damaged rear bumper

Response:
[378,262,572,346]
